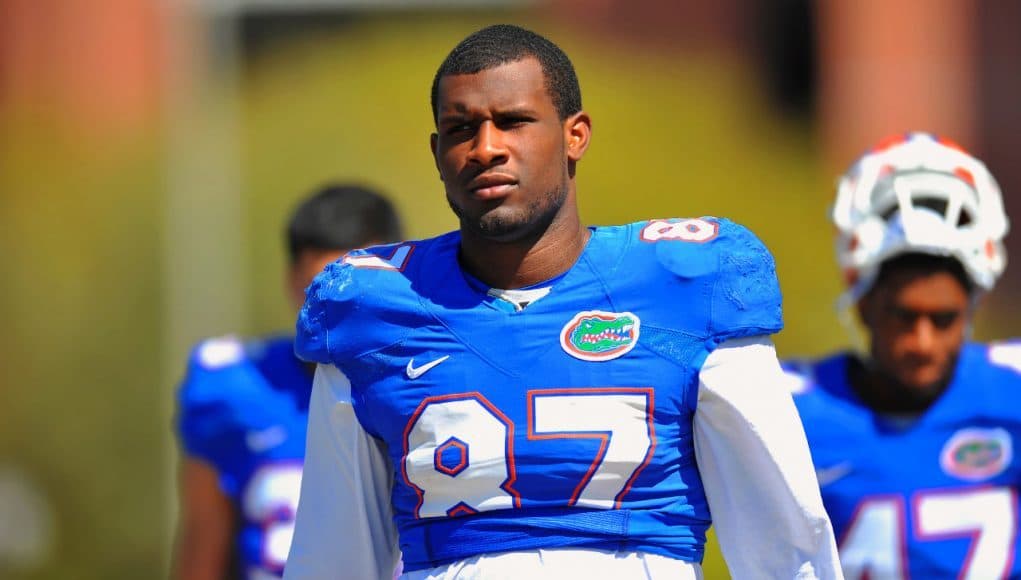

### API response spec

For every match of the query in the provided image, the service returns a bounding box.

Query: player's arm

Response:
[693,335,842,579]
[171,458,235,580]
[283,364,398,580]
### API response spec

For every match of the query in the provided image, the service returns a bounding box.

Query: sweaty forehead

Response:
[435,58,553,115]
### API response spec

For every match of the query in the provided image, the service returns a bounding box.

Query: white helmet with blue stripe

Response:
[832,132,1009,308]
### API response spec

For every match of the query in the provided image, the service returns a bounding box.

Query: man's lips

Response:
[467,174,517,199]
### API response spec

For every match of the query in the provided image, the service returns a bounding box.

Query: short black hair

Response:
[430,24,582,124]
[875,253,975,295]
[285,184,403,264]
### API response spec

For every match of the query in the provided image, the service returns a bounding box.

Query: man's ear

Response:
[564,111,592,162]
[430,132,443,181]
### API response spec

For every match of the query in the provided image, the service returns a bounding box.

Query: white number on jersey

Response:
[403,388,654,518]
[529,388,654,509]
[242,463,303,572]
[840,487,1017,579]
[916,487,1016,580]
[403,394,517,518]
[640,218,719,243]
[344,244,413,271]
[840,496,907,579]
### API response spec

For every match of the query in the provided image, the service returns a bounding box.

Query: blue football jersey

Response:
[788,341,1021,579]
[295,218,783,571]
[177,335,313,578]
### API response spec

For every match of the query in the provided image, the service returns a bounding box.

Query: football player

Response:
[172,184,403,579]
[787,132,1019,578]
[284,24,841,579]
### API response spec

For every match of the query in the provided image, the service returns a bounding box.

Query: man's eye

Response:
[930,312,960,329]
[445,123,473,135]
[892,308,917,325]
[499,117,530,128]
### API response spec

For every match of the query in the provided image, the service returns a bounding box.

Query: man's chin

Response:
[466,212,542,243]
[899,371,949,396]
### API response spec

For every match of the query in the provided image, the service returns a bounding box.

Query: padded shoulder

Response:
[176,336,262,468]
[294,240,428,365]
[179,335,248,407]
[987,340,1021,375]
[969,342,1021,420]
[705,219,782,342]
[295,258,359,365]
[637,217,782,342]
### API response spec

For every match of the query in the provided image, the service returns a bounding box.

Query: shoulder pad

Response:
[639,217,723,279]
[705,219,782,342]
[193,335,244,370]
[295,241,419,365]
[637,218,782,342]
[987,340,1021,375]
[177,336,257,467]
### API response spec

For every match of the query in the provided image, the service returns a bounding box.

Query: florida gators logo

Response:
[560,311,640,361]
[940,428,1012,481]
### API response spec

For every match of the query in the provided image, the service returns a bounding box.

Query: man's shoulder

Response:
[963,340,1021,399]
[186,335,250,375]
[176,334,294,460]
[308,233,455,298]
[782,352,852,400]
[585,218,781,349]
[979,339,1021,376]
[628,216,773,278]
[179,334,283,401]
[296,234,457,364]
[632,217,781,340]
[600,217,774,282]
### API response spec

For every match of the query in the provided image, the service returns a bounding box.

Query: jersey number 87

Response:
[402,388,656,518]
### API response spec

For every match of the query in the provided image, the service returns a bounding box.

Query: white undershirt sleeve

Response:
[693,336,843,580]
[284,364,399,580]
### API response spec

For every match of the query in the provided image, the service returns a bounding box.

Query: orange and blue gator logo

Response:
[560,310,641,362]
[940,427,1012,481]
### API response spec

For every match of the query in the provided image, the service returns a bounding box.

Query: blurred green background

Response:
[1,2,1016,578]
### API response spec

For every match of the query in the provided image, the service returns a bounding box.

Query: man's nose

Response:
[467,121,508,166]
[908,317,937,352]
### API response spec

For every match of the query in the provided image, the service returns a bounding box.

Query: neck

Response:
[458,204,589,290]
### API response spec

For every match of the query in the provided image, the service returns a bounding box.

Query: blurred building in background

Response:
[1,0,1018,577]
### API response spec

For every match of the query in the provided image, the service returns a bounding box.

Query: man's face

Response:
[288,248,347,311]
[431,57,582,243]
[859,267,972,396]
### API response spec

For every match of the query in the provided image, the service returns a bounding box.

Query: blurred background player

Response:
[787,132,1021,578]
[171,184,404,580]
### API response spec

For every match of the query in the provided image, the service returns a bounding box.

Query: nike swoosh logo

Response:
[816,462,854,487]
[406,355,449,379]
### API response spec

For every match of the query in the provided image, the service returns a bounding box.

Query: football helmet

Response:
[832,132,1009,307]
